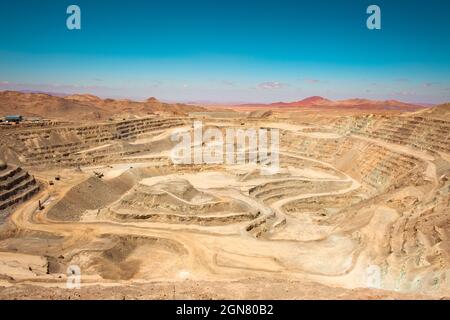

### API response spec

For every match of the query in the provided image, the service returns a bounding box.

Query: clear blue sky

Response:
[1,0,449,103]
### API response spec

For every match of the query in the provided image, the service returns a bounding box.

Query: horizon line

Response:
[0,89,444,107]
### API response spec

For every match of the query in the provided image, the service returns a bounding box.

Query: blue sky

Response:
[0,0,449,103]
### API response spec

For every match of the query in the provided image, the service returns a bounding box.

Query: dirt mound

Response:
[247,110,273,118]
[141,178,213,203]
[69,234,188,280]
[114,178,252,220]
[47,171,141,221]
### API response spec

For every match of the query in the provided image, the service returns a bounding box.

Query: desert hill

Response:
[0,91,205,120]
[232,96,424,112]
[415,102,450,119]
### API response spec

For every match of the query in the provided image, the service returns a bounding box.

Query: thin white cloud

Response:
[257,81,287,90]
[150,81,163,88]
[304,79,320,84]
[221,80,236,86]
[393,91,416,96]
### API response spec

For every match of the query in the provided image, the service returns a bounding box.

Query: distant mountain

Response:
[415,102,450,118]
[269,96,332,107]
[19,90,68,97]
[0,91,205,120]
[332,98,423,111]
[65,94,104,102]
[232,96,424,112]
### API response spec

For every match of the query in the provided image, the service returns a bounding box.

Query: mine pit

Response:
[0,106,449,299]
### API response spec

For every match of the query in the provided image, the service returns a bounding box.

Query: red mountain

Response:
[270,96,332,107]
[232,96,423,112]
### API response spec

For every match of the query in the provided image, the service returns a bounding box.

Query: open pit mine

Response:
[0,95,449,299]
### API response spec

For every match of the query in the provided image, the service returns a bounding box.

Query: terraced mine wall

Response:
[0,161,39,222]
[0,117,186,168]
[276,116,449,293]
[330,114,450,154]
[281,133,426,195]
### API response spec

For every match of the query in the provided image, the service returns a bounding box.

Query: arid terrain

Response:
[0,92,449,299]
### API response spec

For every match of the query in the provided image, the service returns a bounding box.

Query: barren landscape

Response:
[0,92,449,299]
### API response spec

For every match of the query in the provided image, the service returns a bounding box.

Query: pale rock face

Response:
[0,159,6,170]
